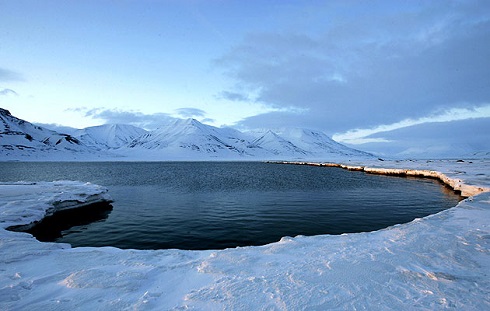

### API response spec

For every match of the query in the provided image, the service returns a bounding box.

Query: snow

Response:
[1,109,372,161]
[0,109,120,161]
[1,160,489,310]
[249,130,307,156]
[74,124,148,149]
[110,122,373,161]
[0,181,113,229]
[279,159,490,197]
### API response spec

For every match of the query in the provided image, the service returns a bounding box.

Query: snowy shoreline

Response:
[0,181,113,230]
[0,160,489,310]
[271,160,490,197]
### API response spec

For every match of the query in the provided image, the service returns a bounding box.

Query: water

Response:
[0,162,462,250]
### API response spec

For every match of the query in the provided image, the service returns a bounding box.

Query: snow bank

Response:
[0,181,112,230]
[276,159,490,197]
[0,161,489,310]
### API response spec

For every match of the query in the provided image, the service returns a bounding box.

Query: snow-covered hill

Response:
[0,108,105,160]
[126,118,250,157]
[249,130,308,157]
[123,118,372,160]
[74,124,148,149]
[277,128,372,158]
[0,108,372,161]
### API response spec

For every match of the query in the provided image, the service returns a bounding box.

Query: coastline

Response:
[0,160,489,310]
[269,160,490,197]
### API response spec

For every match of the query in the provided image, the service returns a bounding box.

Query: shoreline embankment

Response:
[269,161,490,197]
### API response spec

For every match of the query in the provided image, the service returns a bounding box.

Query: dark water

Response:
[0,162,462,250]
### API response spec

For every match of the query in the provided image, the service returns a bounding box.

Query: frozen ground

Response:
[0,160,489,310]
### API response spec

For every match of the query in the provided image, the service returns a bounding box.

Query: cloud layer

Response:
[0,68,22,82]
[175,108,207,118]
[350,117,490,158]
[0,88,18,96]
[334,105,490,144]
[81,108,178,130]
[217,1,490,134]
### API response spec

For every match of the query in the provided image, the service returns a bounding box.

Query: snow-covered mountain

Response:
[123,118,372,160]
[249,130,308,157]
[126,118,250,157]
[74,124,148,149]
[0,108,101,160]
[274,128,370,158]
[0,108,372,161]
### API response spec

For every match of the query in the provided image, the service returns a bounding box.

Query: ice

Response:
[0,181,113,229]
[0,161,489,310]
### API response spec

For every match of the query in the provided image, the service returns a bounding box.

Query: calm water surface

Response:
[0,162,462,250]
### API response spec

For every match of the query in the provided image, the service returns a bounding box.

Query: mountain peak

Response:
[0,109,96,159]
[262,130,283,139]
[0,108,12,116]
[75,123,148,149]
[1,110,374,161]
[166,118,210,133]
[180,118,202,127]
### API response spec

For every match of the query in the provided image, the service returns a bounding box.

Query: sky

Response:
[1,0,489,157]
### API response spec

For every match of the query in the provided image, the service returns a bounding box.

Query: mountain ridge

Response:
[0,109,373,161]
[75,124,148,149]
[1,108,84,153]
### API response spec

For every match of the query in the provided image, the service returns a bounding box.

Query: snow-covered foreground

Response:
[0,160,489,310]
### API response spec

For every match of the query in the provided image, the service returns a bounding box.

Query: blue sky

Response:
[1,0,489,156]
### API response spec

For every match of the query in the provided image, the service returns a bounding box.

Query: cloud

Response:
[333,105,490,144]
[201,118,216,124]
[347,117,490,158]
[34,123,78,135]
[216,1,490,133]
[65,107,88,113]
[175,107,207,118]
[234,110,311,132]
[82,108,178,130]
[0,68,23,81]
[217,91,250,102]
[0,88,18,96]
